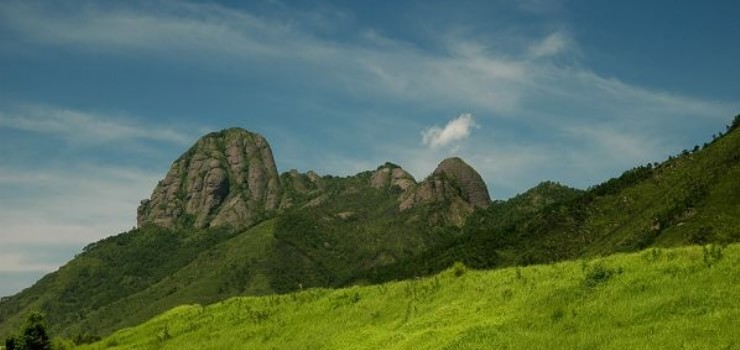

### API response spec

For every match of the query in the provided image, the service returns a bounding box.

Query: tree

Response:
[18,312,51,350]
[5,335,17,350]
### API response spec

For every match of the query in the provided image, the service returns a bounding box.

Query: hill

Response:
[72,243,739,349]
[371,117,740,280]
[2,115,740,341]
[0,130,491,339]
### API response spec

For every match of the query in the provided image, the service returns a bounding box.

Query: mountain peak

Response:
[398,157,491,226]
[432,157,491,209]
[370,162,416,191]
[137,127,280,229]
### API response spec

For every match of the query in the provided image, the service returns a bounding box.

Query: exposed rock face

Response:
[137,128,280,229]
[138,128,491,231]
[399,157,491,226]
[432,157,491,208]
[369,163,416,191]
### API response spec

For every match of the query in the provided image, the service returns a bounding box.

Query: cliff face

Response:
[137,128,280,229]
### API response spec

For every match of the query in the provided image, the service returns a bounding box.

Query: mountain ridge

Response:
[2,115,739,340]
[137,127,492,230]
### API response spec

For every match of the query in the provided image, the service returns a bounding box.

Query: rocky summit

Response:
[137,127,491,230]
[400,157,491,226]
[137,128,281,229]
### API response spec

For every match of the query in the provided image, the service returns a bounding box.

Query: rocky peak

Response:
[399,157,491,226]
[137,128,280,229]
[432,157,491,208]
[369,162,416,191]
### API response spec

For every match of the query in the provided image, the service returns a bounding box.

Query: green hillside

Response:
[72,243,739,350]
[380,117,740,279]
[2,116,739,342]
[0,170,454,338]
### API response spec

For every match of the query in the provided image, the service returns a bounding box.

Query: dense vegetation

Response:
[0,226,237,339]
[374,118,740,280]
[2,115,739,343]
[0,171,453,339]
[73,243,739,349]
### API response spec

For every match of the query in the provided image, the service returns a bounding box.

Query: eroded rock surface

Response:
[399,157,491,226]
[137,128,280,229]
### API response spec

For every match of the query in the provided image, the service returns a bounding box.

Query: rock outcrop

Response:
[369,162,416,191]
[137,128,280,229]
[431,157,491,209]
[138,127,491,231]
[399,157,491,226]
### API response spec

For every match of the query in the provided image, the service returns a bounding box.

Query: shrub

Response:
[452,261,467,277]
[703,244,723,267]
[584,264,618,288]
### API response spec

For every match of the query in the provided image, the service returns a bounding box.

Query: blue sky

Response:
[0,0,738,297]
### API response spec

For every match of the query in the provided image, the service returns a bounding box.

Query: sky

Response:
[0,0,738,297]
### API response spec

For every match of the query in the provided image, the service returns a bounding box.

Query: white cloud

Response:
[421,114,478,148]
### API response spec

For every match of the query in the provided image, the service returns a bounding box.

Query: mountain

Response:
[2,116,739,341]
[410,118,740,274]
[137,128,281,230]
[0,128,490,338]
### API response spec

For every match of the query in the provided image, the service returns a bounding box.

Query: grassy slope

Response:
[76,243,738,350]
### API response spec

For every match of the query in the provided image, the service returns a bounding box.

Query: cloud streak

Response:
[1,0,734,122]
[0,165,160,245]
[0,105,192,146]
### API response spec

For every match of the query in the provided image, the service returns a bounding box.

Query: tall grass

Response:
[75,244,739,350]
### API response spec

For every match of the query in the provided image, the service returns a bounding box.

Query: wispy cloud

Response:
[422,114,478,148]
[0,105,193,146]
[528,31,571,58]
[0,165,160,245]
[2,1,733,123]
[0,163,161,294]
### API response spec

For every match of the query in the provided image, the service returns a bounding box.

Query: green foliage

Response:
[0,225,236,338]
[4,312,51,350]
[19,312,50,350]
[72,333,100,346]
[5,335,17,350]
[451,261,467,277]
[702,244,723,267]
[583,264,619,288]
[444,118,740,271]
[4,116,740,344]
[74,244,740,350]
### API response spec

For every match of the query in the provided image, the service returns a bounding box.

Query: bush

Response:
[5,335,17,350]
[452,261,467,277]
[5,312,52,350]
[703,244,723,267]
[584,264,619,288]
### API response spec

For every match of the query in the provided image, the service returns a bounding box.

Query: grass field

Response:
[72,243,739,350]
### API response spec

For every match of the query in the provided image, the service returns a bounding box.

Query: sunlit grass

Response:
[75,243,739,349]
